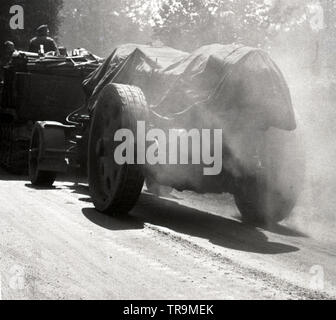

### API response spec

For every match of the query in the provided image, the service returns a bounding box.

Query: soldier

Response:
[29,25,59,55]
[0,41,15,82]
[1,41,15,64]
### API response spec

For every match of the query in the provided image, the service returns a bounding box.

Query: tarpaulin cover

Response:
[83,43,296,131]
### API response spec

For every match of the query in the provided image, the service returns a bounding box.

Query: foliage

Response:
[1,0,336,58]
[125,0,333,51]
[58,0,152,57]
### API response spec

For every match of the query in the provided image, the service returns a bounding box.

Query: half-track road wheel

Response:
[29,122,66,187]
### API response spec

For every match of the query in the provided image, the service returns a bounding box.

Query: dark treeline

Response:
[0,0,63,52]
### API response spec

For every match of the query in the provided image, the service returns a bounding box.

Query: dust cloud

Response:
[271,40,336,241]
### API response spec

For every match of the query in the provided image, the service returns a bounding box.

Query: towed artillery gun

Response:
[28,43,305,224]
[0,50,100,173]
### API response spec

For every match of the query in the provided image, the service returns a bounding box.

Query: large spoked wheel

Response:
[29,124,57,187]
[88,84,147,216]
[234,127,305,225]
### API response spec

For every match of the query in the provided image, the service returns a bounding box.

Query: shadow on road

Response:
[25,183,59,190]
[0,168,303,254]
[82,192,300,255]
[83,208,144,231]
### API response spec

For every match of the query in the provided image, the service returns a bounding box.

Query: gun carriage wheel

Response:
[88,83,148,215]
[234,128,305,225]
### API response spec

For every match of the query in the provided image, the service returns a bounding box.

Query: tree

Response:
[58,0,152,57]
[126,0,329,51]
[126,0,274,50]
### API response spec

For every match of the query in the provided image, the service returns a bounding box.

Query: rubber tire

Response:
[29,124,57,187]
[88,83,147,216]
[234,127,305,225]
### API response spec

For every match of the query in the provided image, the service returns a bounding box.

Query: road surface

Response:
[0,169,335,300]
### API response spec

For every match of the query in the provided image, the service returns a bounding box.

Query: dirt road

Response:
[0,169,335,300]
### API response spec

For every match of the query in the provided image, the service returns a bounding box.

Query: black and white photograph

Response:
[0,0,335,304]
